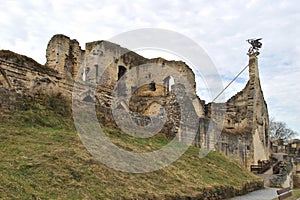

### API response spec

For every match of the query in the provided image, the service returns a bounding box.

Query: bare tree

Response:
[270,118,298,142]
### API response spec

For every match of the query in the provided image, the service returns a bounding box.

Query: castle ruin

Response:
[0,34,270,169]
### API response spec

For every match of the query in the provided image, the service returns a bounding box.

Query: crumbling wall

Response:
[208,55,270,168]
[249,55,270,164]
[0,49,80,112]
[77,40,205,141]
[46,34,83,79]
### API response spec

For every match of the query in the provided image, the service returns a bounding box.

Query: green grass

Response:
[293,189,300,198]
[0,105,263,199]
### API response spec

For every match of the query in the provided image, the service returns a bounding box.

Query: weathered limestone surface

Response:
[46,34,83,80]
[0,50,75,97]
[0,34,270,170]
[208,55,270,168]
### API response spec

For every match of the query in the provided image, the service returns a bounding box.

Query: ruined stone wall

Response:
[248,56,270,164]
[73,40,205,142]
[43,36,205,143]
[0,52,74,99]
[46,34,83,80]
[80,40,202,113]
[207,55,270,168]
[29,35,203,119]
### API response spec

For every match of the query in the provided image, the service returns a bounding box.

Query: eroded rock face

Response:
[0,34,270,170]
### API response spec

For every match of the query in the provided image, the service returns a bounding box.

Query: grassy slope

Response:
[0,106,262,199]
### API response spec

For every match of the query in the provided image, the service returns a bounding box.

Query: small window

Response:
[118,66,126,80]
[150,81,156,91]
[94,64,99,78]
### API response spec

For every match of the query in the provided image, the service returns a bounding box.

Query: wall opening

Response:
[163,76,175,95]
[150,81,156,91]
[82,67,90,82]
[118,66,126,80]
[83,95,94,103]
[94,64,99,78]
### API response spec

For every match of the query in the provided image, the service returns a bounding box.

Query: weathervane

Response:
[247,38,262,56]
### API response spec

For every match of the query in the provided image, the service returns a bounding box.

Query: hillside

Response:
[0,100,263,199]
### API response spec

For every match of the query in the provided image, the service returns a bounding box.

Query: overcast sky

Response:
[1,0,299,136]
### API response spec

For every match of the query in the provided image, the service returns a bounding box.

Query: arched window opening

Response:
[163,76,175,95]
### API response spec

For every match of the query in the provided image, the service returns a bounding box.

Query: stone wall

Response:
[0,86,23,113]
[0,51,74,98]
[46,34,83,80]
[208,55,270,169]
[71,39,205,143]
